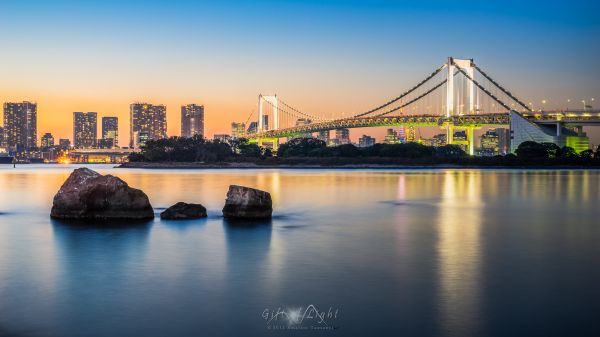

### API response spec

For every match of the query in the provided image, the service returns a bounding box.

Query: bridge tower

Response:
[446,57,475,116]
[445,57,477,155]
[258,94,279,132]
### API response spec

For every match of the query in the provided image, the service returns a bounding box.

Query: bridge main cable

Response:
[453,61,513,112]
[472,63,531,112]
[375,78,448,117]
[278,99,326,122]
[351,64,446,118]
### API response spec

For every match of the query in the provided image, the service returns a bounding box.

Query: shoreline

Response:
[117,162,600,170]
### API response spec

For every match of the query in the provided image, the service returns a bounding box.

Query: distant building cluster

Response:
[1,101,205,162]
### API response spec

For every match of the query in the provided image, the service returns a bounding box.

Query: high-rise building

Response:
[231,122,246,138]
[335,128,350,145]
[73,112,97,148]
[246,122,258,134]
[479,129,500,156]
[262,115,269,131]
[496,128,511,155]
[358,135,376,147]
[317,130,329,144]
[0,127,4,147]
[181,104,204,138]
[3,101,37,151]
[130,103,168,148]
[384,129,399,144]
[397,127,406,143]
[59,139,71,150]
[102,117,118,148]
[41,133,55,148]
[406,126,416,142]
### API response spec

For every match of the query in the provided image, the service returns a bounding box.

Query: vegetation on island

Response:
[128,136,600,167]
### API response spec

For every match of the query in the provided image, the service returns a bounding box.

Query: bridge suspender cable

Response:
[260,97,324,125]
[375,79,448,117]
[351,64,447,118]
[472,64,531,112]
[278,99,326,122]
[453,62,513,112]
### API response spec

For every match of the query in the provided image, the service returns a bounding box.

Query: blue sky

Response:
[0,0,598,141]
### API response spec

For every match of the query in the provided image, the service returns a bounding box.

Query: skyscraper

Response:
[102,117,118,148]
[181,104,204,138]
[246,122,258,134]
[130,103,167,148]
[317,130,329,143]
[41,133,55,148]
[480,129,500,156]
[335,128,350,145]
[496,128,511,155]
[73,112,97,148]
[231,122,246,138]
[358,135,376,147]
[406,126,416,142]
[3,101,37,151]
[384,128,399,144]
[0,127,4,148]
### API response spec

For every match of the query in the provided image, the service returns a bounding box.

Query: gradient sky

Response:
[1,0,599,146]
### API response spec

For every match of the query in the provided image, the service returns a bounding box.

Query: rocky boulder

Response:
[160,202,207,219]
[50,167,154,220]
[222,185,272,219]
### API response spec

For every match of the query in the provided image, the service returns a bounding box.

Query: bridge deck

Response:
[248,111,600,139]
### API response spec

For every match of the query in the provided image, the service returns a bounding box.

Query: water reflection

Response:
[436,171,483,337]
[50,219,152,335]
[0,166,598,337]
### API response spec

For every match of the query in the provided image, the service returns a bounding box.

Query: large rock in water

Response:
[160,202,207,219]
[222,185,272,219]
[50,167,154,220]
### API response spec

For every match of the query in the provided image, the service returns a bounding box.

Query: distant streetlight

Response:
[540,100,547,113]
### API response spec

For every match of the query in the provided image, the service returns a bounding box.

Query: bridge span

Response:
[243,57,598,154]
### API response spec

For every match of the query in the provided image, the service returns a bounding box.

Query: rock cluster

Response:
[160,202,207,219]
[222,185,273,219]
[51,168,273,222]
[50,168,154,220]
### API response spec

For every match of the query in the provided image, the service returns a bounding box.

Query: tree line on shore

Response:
[128,135,600,166]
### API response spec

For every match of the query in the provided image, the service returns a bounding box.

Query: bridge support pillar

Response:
[466,127,475,156]
[446,123,454,145]
[257,138,279,152]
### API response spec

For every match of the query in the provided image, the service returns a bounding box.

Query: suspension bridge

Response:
[246,57,600,154]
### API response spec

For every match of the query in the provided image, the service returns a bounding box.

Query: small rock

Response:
[222,185,272,219]
[160,202,207,219]
[50,167,154,220]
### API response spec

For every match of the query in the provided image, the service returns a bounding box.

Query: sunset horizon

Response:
[2,0,598,146]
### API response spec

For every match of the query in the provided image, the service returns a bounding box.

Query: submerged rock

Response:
[160,202,207,219]
[222,185,272,219]
[50,167,154,220]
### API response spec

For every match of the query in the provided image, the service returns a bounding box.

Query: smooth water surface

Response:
[0,165,599,337]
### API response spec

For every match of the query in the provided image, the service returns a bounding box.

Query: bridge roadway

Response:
[249,110,600,139]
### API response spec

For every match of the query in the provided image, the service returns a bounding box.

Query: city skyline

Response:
[0,0,598,145]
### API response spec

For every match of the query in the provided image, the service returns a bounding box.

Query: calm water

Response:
[0,165,599,337]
